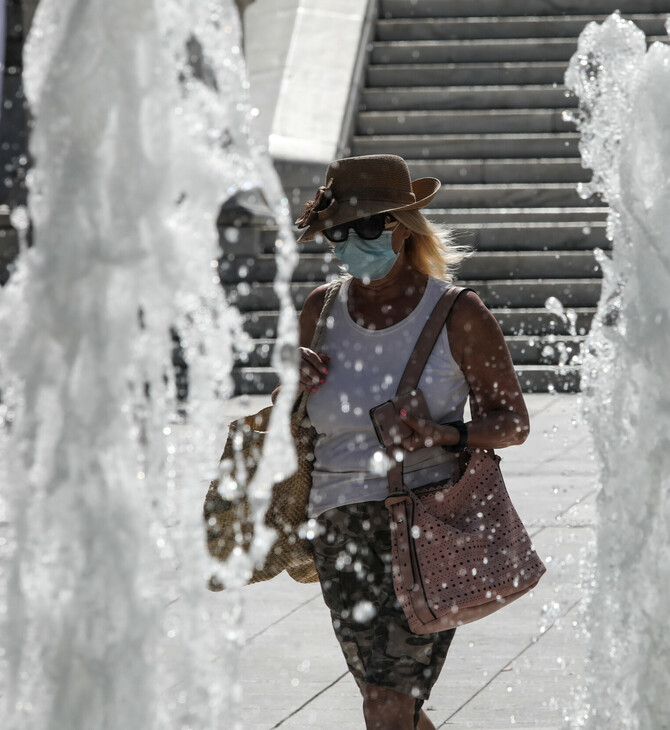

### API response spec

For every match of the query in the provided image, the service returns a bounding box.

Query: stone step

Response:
[433,183,599,209]
[509,335,584,366]
[404,157,589,184]
[220,250,602,285]
[231,364,581,394]
[514,365,580,393]
[462,278,601,308]
[427,207,607,225]
[239,307,596,340]
[493,307,594,337]
[358,109,575,136]
[361,85,575,111]
[461,251,601,279]
[367,62,567,87]
[372,39,580,65]
[371,36,669,64]
[380,0,670,18]
[281,204,609,226]
[221,254,337,285]
[228,278,601,312]
[351,132,580,158]
[455,221,609,251]
[376,15,667,42]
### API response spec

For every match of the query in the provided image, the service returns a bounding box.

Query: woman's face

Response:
[322,215,409,282]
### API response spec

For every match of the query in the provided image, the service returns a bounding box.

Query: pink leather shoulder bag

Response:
[381,287,546,633]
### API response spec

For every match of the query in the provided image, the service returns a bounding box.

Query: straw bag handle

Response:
[294,278,343,418]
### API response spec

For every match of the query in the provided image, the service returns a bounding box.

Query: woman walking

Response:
[292,154,530,730]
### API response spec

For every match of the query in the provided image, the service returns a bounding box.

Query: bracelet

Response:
[441,420,468,453]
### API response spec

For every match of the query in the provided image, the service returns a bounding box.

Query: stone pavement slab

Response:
[212,394,597,729]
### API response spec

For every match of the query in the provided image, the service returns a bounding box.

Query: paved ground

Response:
[212,394,597,729]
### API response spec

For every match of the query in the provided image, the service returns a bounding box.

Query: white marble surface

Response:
[269,0,370,163]
[245,0,302,143]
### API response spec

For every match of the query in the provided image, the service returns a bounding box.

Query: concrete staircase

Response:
[227,0,670,394]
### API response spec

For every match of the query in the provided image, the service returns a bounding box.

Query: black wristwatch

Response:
[441,420,468,453]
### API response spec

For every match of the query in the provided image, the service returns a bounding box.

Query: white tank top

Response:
[307,276,470,517]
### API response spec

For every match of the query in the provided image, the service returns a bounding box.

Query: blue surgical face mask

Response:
[332,231,399,281]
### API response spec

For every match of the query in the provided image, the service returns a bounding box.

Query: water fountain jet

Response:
[0,1,298,728]
[567,12,670,728]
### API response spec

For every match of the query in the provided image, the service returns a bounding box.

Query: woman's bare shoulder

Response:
[448,288,497,332]
[302,283,331,314]
[447,288,503,364]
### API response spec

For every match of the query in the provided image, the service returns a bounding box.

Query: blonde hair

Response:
[392,210,471,282]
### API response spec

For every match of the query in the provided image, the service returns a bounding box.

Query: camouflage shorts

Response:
[312,500,456,709]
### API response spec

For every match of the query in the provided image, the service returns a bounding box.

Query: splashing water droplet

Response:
[352,601,377,623]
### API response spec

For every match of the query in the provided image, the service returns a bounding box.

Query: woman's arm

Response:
[451,290,530,448]
[400,290,529,450]
[270,284,330,404]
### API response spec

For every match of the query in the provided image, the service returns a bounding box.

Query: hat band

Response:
[334,187,416,207]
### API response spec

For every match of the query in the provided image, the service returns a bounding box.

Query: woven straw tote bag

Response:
[380,287,546,632]
[204,280,342,588]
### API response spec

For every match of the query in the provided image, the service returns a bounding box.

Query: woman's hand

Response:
[398,411,462,452]
[298,347,330,393]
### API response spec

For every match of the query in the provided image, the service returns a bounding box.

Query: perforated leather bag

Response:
[387,447,546,633]
[382,287,546,633]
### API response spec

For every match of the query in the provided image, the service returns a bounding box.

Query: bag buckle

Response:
[385,492,411,508]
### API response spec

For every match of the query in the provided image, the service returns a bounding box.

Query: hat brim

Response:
[296,176,441,243]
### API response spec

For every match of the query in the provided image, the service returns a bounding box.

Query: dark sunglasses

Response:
[322,214,394,243]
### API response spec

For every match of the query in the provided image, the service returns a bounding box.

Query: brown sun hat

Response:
[294,154,441,242]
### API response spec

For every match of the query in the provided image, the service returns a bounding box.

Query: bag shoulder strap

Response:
[385,285,472,497]
[395,285,472,396]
